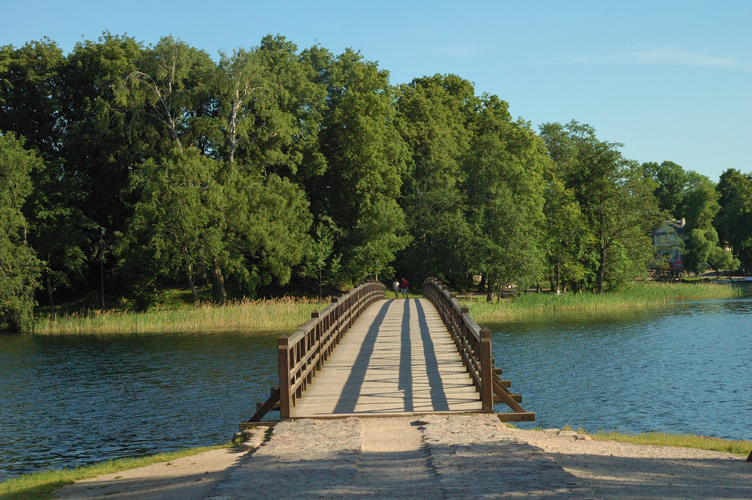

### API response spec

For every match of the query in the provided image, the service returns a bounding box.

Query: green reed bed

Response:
[32,297,327,335]
[465,282,742,323]
[0,444,229,500]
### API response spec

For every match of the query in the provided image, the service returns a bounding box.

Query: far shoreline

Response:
[15,281,747,336]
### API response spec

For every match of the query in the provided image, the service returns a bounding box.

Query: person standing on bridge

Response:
[400,278,409,298]
[392,279,400,299]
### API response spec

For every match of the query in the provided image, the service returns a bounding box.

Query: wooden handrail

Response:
[422,278,534,420]
[277,281,386,418]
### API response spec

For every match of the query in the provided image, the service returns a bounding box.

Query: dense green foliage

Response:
[0,133,43,331]
[0,33,749,326]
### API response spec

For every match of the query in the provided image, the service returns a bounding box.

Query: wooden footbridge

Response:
[245,278,534,425]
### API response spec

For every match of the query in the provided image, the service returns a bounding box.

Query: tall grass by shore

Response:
[466,282,744,324]
[32,297,326,335]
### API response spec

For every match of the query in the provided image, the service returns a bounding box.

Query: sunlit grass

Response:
[32,297,327,335]
[519,423,752,456]
[0,444,230,500]
[589,430,752,456]
[465,282,743,323]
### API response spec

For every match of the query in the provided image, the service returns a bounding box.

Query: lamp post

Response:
[100,228,106,310]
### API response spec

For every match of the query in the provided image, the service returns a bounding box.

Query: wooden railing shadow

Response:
[422,277,535,422]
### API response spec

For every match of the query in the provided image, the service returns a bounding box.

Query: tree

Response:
[123,148,224,304]
[683,172,720,232]
[122,36,216,152]
[642,160,688,219]
[303,216,341,299]
[307,48,412,282]
[543,176,592,292]
[0,133,43,331]
[0,39,97,306]
[395,74,475,283]
[679,172,737,275]
[0,39,64,160]
[463,96,549,298]
[716,169,752,273]
[541,121,661,293]
[60,32,144,232]
[707,245,739,278]
[216,48,266,165]
[224,170,312,295]
[683,227,716,275]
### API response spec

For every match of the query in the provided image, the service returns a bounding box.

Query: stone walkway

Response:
[291,298,483,417]
[207,415,595,499]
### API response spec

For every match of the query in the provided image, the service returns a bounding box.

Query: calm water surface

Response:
[1,297,751,481]
[491,297,752,440]
[0,331,279,481]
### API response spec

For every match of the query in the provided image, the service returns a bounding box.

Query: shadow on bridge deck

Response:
[290,298,483,417]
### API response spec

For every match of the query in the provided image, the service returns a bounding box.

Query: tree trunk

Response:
[211,259,227,304]
[555,259,561,291]
[597,249,606,294]
[46,273,54,308]
[200,266,208,287]
[187,266,198,305]
[486,273,494,302]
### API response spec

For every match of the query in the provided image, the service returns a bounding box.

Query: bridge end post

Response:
[480,327,494,412]
[278,335,291,419]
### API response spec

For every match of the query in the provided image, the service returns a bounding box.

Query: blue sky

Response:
[2,0,750,181]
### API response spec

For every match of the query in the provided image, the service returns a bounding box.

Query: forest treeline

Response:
[1,33,750,330]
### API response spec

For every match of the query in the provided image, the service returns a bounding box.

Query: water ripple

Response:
[492,297,752,441]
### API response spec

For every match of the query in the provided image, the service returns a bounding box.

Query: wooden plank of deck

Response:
[290,298,483,417]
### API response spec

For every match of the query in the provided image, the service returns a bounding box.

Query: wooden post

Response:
[278,335,291,419]
[479,327,494,412]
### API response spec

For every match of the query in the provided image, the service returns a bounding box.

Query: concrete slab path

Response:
[207,415,595,499]
[291,298,483,417]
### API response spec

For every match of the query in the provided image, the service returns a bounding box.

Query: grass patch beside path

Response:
[0,444,230,500]
[466,282,743,323]
[589,430,752,456]
[32,297,326,335]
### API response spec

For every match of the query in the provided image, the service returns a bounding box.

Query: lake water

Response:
[1,297,751,481]
[0,331,280,482]
[491,296,752,440]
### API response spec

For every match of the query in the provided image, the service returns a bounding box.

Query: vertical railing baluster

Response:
[278,335,291,418]
[480,327,493,412]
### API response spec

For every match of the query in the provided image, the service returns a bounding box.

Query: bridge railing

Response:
[423,277,535,420]
[277,281,386,418]
[423,278,494,411]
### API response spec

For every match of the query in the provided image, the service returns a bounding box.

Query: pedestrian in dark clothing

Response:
[400,278,409,299]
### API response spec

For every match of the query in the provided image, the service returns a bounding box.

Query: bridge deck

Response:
[291,298,483,417]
